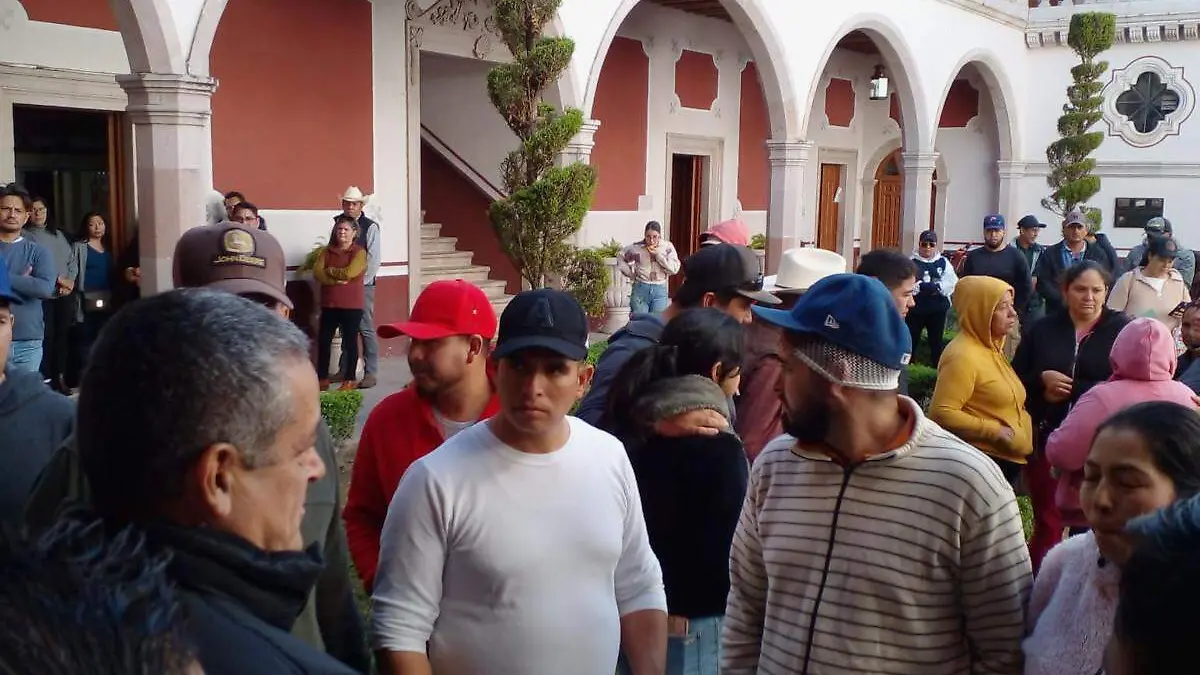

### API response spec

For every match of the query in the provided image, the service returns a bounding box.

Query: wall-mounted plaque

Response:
[1113,197,1164,229]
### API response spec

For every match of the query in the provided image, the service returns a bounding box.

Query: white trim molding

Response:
[1022,160,1200,179]
[1102,56,1195,148]
[1026,6,1200,49]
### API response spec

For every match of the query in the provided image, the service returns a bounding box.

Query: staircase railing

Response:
[420,124,506,201]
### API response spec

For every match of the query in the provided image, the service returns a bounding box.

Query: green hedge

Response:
[321,390,364,444]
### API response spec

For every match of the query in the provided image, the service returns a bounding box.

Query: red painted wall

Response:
[210,0,374,209]
[20,0,117,31]
[421,140,521,295]
[675,50,718,110]
[591,37,649,211]
[737,62,769,212]
[824,78,855,128]
[938,79,980,128]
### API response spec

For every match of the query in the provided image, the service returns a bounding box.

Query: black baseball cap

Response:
[919,230,937,245]
[1149,234,1179,259]
[677,244,781,305]
[1017,215,1046,230]
[493,288,589,361]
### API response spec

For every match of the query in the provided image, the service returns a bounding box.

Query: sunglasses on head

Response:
[920,242,936,248]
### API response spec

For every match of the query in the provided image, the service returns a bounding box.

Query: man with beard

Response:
[344,280,498,592]
[1178,303,1200,381]
[721,273,1031,675]
[961,214,1033,317]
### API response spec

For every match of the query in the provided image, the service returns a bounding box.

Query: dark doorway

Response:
[13,105,128,252]
[668,153,708,294]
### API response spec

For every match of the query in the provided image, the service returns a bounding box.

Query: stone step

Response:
[420,222,442,239]
[419,277,509,299]
[421,265,493,283]
[422,250,475,268]
[421,236,458,254]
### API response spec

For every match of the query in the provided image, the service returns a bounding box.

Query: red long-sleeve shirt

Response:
[344,384,500,591]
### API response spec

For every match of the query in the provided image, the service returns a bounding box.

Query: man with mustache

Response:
[722,273,1031,675]
[344,280,499,592]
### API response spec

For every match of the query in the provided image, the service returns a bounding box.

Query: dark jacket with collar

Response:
[1033,241,1113,316]
[576,313,665,428]
[1012,308,1131,438]
[22,420,369,673]
[625,376,749,618]
[0,369,74,529]
[146,525,357,674]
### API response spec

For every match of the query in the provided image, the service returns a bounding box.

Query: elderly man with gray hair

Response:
[74,288,358,674]
[1125,217,1195,286]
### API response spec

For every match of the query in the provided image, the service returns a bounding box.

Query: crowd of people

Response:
[3,179,1200,675]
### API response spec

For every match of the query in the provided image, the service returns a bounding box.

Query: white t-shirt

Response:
[431,407,476,440]
[371,416,666,675]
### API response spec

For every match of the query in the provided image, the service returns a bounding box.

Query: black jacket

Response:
[576,313,665,429]
[1033,241,1113,316]
[626,376,749,618]
[22,421,369,672]
[1012,308,1131,437]
[147,525,358,674]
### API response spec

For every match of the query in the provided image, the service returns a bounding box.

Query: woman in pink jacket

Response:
[1046,317,1197,527]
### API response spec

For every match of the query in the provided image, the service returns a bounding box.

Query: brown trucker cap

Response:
[173,222,293,309]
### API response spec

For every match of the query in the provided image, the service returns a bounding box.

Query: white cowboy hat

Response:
[341,186,367,203]
[763,247,847,294]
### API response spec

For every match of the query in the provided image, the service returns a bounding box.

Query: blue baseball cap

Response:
[0,265,21,306]
[752,273,911,377]
[983,214,1006,231]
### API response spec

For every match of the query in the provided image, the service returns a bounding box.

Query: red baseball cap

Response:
[378,279,497,340]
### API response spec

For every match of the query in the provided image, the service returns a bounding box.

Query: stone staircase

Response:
[420,222,515,314]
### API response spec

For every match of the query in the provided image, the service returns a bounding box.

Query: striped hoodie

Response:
[722,397,1031,675]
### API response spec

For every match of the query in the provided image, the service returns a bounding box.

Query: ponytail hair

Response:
[602,308,744,436]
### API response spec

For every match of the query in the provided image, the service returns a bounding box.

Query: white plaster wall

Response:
[419,52,516,193]
[1019,40,1200,251]
[936,95,1001,245]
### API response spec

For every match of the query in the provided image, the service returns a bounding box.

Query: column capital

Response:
[117,73,217,126]
[996,160,1028,180]
[766,139,816,167]
[900,150,939,174]
[561,119,601,165]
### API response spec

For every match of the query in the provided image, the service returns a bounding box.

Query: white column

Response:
[373,0,411,297]
[117,73,218,295]
[933,178,951,244]
[765,139,816,272]
[860,177,877,254]
[900,150,938,254]
[561,118,600,166]
[405,28,423,303]
[997,160,1026,222]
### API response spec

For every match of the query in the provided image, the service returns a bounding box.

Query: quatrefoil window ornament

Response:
[1115,72,1181,134]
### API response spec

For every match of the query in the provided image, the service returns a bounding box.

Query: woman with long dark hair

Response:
[604,308,748,675]
[22,196,76,392]
[1024,401,1200,675]
[68,212,114,386]
[1013,260,1131,572]
[314,215,366,390]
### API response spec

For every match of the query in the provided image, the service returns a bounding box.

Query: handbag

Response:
[82,290,113,313]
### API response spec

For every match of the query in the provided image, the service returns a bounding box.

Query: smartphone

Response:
[1170,301,1190,318]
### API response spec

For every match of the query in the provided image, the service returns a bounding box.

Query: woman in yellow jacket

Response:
[929,276,1034,486]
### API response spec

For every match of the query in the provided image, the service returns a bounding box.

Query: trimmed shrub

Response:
[321,390,363,444]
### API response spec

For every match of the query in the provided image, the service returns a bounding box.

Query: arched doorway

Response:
[871,149,937,250]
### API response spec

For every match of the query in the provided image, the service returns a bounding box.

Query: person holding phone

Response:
[1109,235,1190,333]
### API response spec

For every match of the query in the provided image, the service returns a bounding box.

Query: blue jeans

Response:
[617,615,722,675]
[9,339,44,374]
[630,281,669,315]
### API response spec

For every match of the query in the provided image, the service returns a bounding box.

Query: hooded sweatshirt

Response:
[928,276,1034,463]
[1046,317,1197,526]
[0,368,74,528]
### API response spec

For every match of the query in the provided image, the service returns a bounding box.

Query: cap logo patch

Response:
[900,353,911,365]
[824,314,840,330]
[213,228,266,269]
[531,297,555,328]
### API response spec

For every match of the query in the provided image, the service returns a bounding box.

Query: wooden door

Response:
[817,164,841,251]
[105,112,131,262]
[668,154,705,294]
[871,150,903,250]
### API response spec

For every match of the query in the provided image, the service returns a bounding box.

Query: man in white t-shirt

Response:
[372,288,668,675]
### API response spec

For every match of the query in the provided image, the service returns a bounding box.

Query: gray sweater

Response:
[23,225,76,281]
